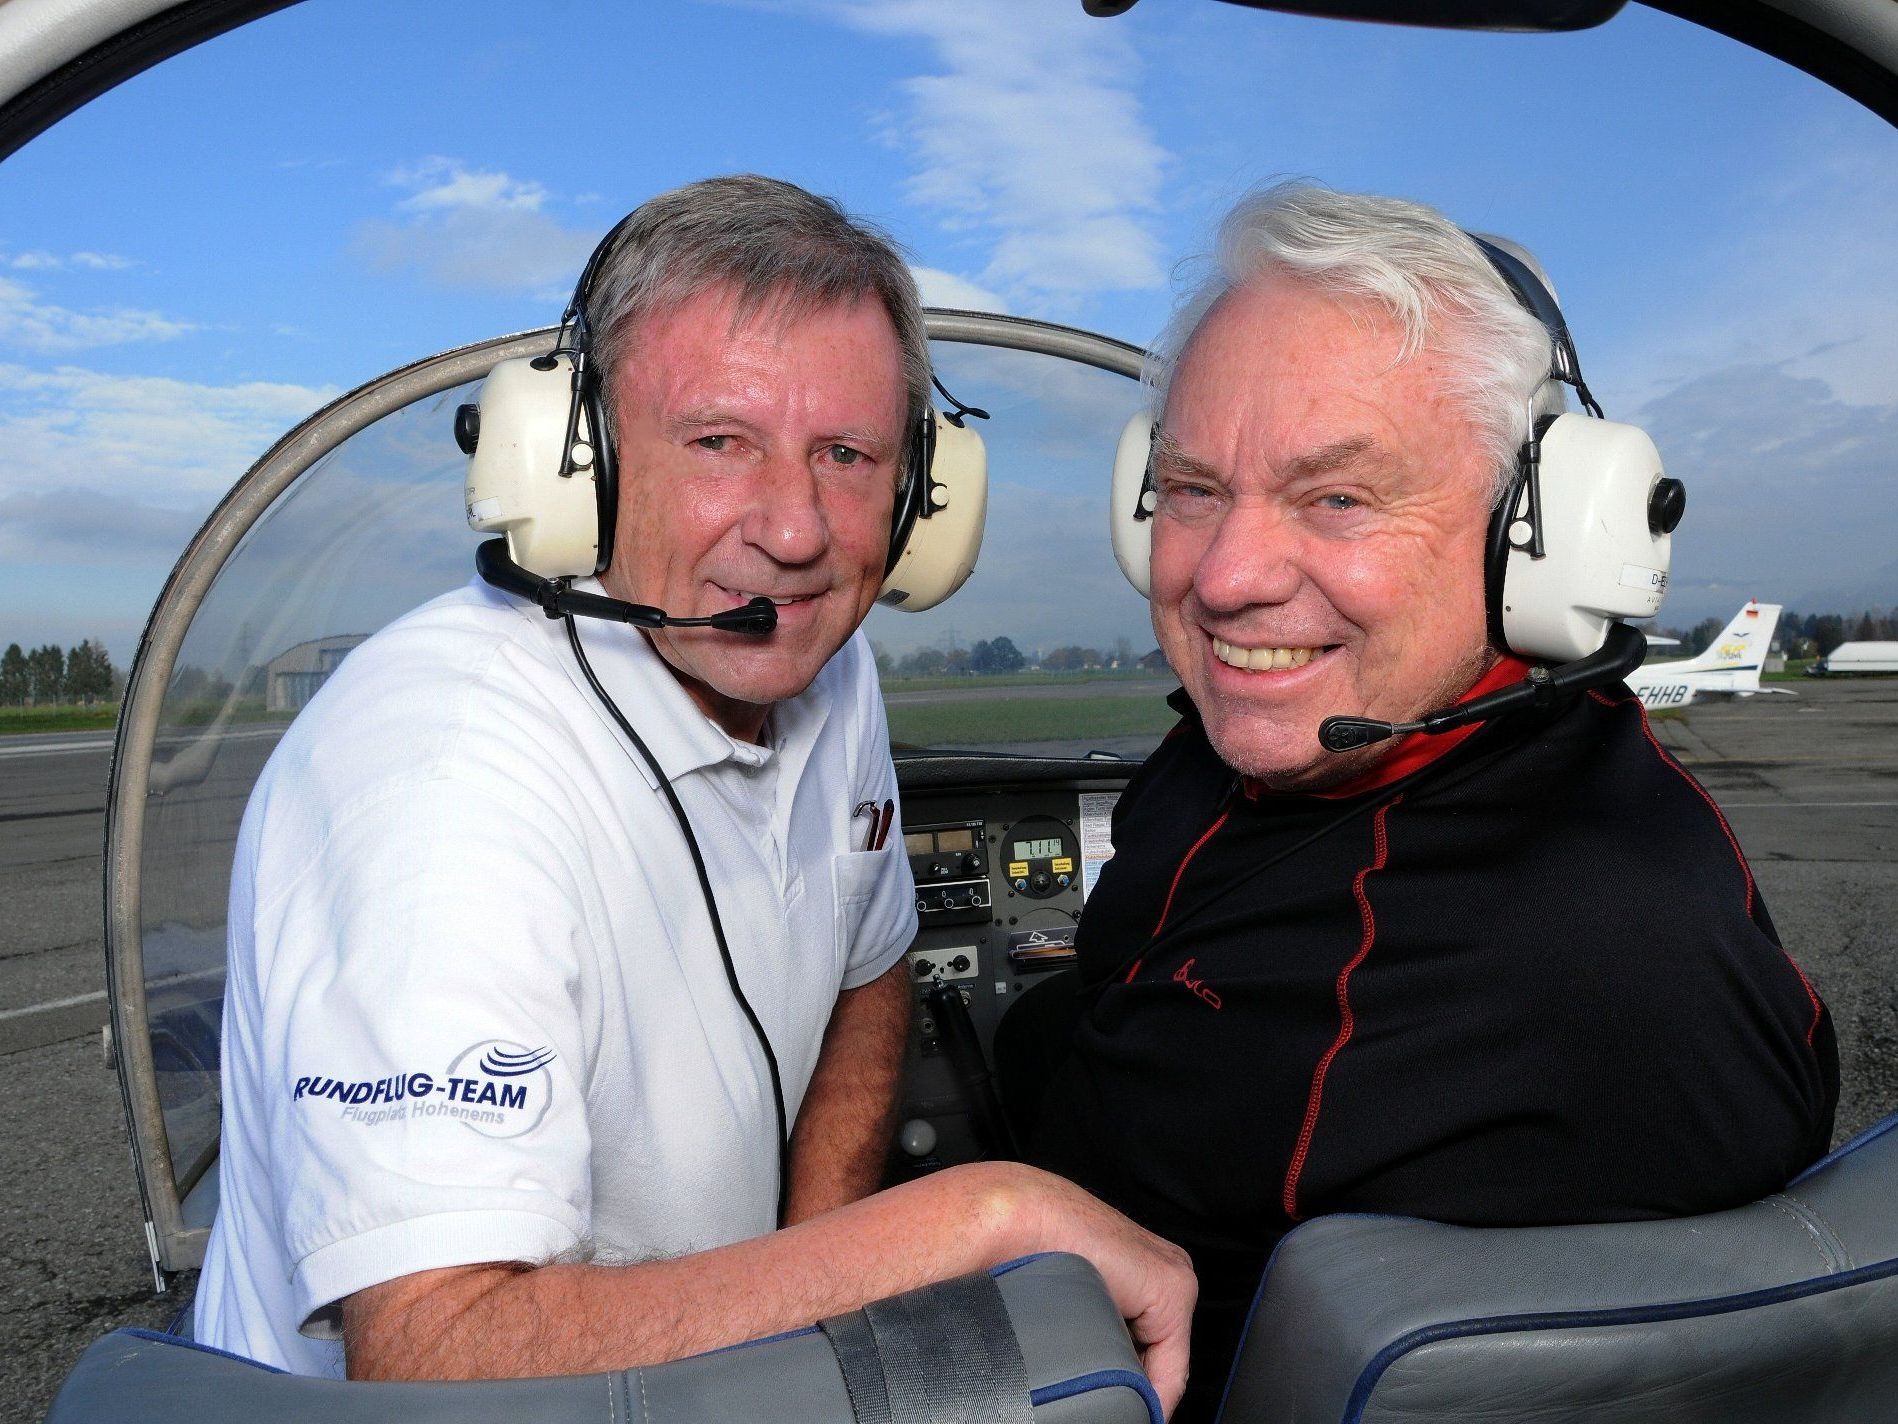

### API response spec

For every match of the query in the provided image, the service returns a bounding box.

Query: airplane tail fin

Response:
[1674,601,1782,683]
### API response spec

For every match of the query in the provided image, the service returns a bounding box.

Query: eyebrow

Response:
[664,407,755,436]
[1151,427,1382,483]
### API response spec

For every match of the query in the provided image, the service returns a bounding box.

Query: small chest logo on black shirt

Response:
[1172,958,1223,1010]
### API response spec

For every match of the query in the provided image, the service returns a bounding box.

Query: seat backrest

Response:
[47,1253,1159,1424]
[1218,1114,1898,1424]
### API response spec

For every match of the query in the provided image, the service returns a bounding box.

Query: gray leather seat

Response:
[1218,1113,1898,1422]
[47,1253,1158,1424]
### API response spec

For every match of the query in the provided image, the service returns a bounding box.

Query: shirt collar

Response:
[486,575,778,786]
[1162,653,1537,803]
[1272,654,1533,801]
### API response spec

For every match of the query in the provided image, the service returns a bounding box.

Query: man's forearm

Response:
[783,961,911,1224]
[341,1158,1195,1410]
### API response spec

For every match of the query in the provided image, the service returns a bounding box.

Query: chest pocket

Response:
[831,846,912,979]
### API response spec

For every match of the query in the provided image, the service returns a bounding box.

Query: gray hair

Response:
[1149,182,1567,503]
[586,174,929,439]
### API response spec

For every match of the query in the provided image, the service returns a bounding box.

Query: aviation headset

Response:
[459,210,988,610]
[456,208,991,1224]
[1108,232,1686,748]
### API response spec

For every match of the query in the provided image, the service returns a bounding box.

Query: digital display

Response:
[1013,837,1063,860]
[903,831,934,856]
[937,828,974,852]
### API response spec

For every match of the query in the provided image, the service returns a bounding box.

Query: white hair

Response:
[1149,182,1568,503]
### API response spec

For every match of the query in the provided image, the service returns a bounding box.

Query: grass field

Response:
[0,704,118,735]
[879,668,1169,694]
[887,690,1177,747]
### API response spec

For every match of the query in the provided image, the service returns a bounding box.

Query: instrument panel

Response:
[886,759,1135,1174]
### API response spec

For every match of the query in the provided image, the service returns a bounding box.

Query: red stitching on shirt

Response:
[1588,687,1823,1048]
[1281,795,1400,1221]
[1121,810,1230,985]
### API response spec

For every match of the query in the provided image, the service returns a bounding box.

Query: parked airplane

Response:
[1624,601,1788,710]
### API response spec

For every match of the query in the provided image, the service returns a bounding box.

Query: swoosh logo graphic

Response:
[479,1046,556,1077]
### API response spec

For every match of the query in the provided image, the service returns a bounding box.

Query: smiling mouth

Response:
[721,587,821,608]
[1210,636,1337,671]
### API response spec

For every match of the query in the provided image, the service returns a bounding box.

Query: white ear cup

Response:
[464,354,603,578]
[1498,414,1672,662]
[878,415,987,612]
[1110,410,1156,598]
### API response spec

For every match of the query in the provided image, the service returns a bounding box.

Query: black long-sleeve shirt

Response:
[1000,682,1836,1422]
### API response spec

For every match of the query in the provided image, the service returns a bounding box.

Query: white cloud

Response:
[0,364,338,522]
[1632,359,1898,625]
[5,249,135,271]
[912,265,1008,312]
[357,157,596,293]
[392,156,548,214]
[0,276,195,352]
[1600,131,1898,414]
[820,0,1169,305]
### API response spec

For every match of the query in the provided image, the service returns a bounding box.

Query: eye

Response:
[1156,479,1223,521]
[1314,492,1362,511]
[693,435,731,451]
[827,444,865,466]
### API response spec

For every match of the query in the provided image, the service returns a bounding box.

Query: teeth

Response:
[1211,637,1322,671]
[739,593,813,606]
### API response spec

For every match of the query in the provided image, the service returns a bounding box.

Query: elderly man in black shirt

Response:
[999,183,1836,1423]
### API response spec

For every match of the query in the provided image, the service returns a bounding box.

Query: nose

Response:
[743,454,829,566]
[1192,496,1302,615]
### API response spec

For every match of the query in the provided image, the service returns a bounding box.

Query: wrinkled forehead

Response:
[1164,277,1430,430]
[1162,279,1496,502]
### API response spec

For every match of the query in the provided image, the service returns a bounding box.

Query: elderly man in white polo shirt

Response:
[194,175,1194,1413]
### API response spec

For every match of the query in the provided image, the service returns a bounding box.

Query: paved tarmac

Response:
[2,679,1894,1420]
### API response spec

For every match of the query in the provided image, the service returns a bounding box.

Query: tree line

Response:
[0,640,121,707]
[1776,609,1898,659]
[876,635,1168,679]
[1662,607,1898,659]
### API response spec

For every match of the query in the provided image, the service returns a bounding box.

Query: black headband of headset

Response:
[1467,234,1603,419]
[553,203,937,577]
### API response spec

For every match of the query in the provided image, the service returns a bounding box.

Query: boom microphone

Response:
[476,538,778,636]
[1318,622,1647,753]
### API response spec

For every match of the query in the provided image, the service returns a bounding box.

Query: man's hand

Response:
[998,1165,1197,1415]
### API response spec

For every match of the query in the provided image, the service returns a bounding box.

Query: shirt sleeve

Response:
[836,640,917,989]
[245,775,599,1336]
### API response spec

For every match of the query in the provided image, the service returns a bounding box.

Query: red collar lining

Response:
[1243,656,1532,802]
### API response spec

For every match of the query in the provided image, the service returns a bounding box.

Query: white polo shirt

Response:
[194,578,917,1374]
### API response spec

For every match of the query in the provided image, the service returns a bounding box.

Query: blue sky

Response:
[1,0,1894,666]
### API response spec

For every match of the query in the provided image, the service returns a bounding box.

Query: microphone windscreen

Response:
[1319,717,1396,752]
[708,597,778,636]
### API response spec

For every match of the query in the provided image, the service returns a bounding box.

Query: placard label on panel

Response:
[1079,792,1121,899]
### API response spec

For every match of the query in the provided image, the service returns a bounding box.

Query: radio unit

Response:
[904,819,990,925]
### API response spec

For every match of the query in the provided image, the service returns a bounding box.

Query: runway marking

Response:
[0,725,288,760]
[1720,801,1898,808]
[0,804,105,825]
[0,988,105,1022]
[0,737,113,759]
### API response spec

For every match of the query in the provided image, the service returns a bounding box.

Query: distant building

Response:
[264,634,368,712]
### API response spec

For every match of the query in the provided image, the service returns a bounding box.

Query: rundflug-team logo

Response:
[293,1038,556,1139]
